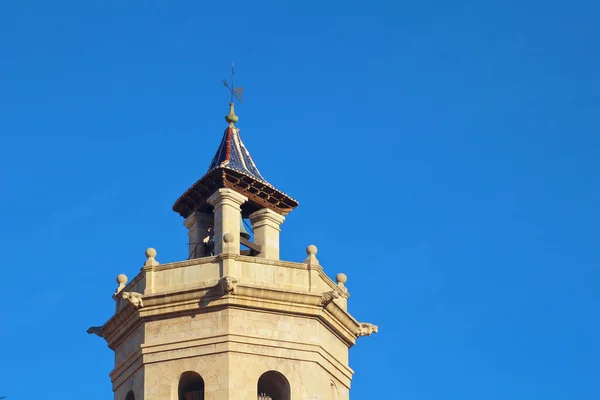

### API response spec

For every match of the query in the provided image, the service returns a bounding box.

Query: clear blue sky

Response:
[1,1,599,399]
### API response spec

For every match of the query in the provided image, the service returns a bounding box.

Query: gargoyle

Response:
[87,325,104,338]
[220,276,238,295]
[320,290,340,306]
[356,322,378,337]
[122,291,144,308]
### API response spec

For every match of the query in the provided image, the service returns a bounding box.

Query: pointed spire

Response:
[207,110,266,182]
[172,106,298,218]
[172,66,298,219]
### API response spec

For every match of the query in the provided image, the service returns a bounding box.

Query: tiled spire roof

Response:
[172,103,298,219]
[207,123,266,182]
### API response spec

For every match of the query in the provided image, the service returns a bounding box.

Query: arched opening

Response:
[257,370,290,400]
[178,371,205,400]
[125,390,135,400]
[330,381,339,400]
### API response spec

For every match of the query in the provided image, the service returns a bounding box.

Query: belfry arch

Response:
[178,371,204,400]
[257,371,290,400]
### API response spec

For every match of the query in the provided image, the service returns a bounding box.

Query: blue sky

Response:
[1,0,599,399]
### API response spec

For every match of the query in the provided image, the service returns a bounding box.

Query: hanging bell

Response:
[240,215,251,240]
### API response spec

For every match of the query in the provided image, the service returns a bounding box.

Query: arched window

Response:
[178,371,205,400]
[125,390,135,400]
[257,370,290,400]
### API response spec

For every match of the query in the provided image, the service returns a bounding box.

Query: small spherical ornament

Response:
[336,273,347,284]
[223,232,235,243]
[306,244,318,255]
[145,248,157,258]
[116,274,128,284]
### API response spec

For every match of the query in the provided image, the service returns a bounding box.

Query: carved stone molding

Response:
[220,276,239,295]
[320,290,340,307]
[356,322,378,337]
[122,291,144,308]
[97,280,364,349]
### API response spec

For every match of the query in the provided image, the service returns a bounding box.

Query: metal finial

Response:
[225,102,238,124]
[223,61,243,125]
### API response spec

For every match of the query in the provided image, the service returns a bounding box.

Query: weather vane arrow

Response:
[223,61,243,104]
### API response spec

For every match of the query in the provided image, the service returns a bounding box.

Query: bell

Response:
[240,215,251,240]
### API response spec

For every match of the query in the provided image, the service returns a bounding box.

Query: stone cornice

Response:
[102,303,141,350]
[101,280,360,352]
[111,333,355,390]
[110,348,144,390]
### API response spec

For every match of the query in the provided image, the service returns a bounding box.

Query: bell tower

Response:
[88,99,378,400]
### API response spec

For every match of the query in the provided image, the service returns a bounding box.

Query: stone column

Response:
[184,212,213,258]
[249,208,285,260]
[207,188,248,255]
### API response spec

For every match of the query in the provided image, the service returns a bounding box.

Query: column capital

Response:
[249,208,285,230]
[249,208,285,260]
[183,211,213,229]
[207,188,248,208]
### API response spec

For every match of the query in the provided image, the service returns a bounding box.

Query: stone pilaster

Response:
[184,211,213,258]
[249,208,285,260]
[141,248,159,294]
[207,188,248,255]
[304,244,320,292]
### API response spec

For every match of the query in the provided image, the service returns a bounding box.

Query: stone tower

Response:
[88,102,378,400]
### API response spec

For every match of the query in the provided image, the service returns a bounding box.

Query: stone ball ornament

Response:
[145,247,157,258]
[116,274,128,285]
[336,273,347,285]
[306,244,318,255]
[223,232,235,243]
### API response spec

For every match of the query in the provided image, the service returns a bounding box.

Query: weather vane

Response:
[223,61,243,104]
